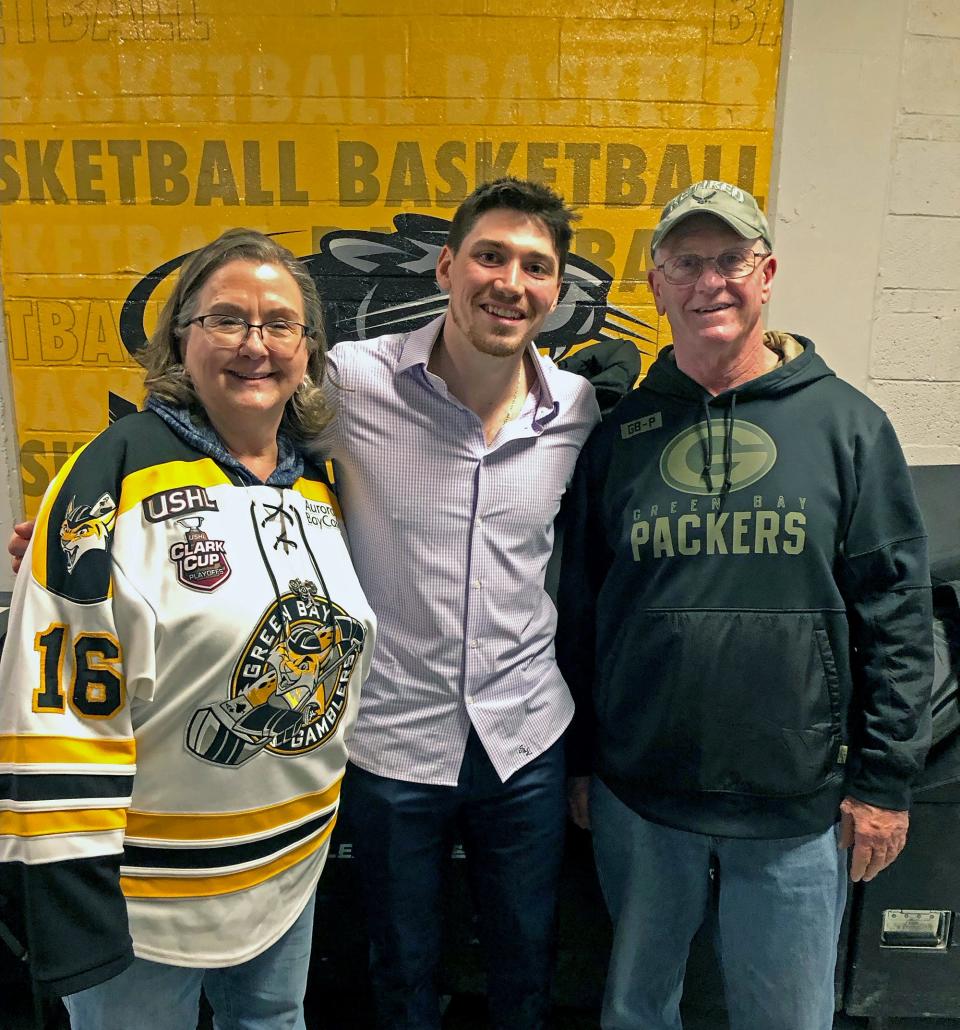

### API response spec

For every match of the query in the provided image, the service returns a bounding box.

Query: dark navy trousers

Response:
[342,729,566,1030]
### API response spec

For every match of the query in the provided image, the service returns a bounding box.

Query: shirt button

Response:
[469,639,479,649]
[472,579,482,589]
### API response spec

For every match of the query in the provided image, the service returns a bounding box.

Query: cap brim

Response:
[652,209,771,256]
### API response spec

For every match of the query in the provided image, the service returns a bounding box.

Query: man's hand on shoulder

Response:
[567,775,591,831]
[8,519,34,575]
[838,795,909,882]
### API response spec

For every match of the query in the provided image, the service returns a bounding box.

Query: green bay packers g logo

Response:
[660,419,777,495]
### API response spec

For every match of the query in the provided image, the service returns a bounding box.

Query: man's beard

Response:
[450,300,529,358]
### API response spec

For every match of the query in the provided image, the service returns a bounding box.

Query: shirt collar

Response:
[395,313,560,429]
[395,314,445,375]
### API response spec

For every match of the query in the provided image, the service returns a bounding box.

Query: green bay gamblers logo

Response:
[186,578,366,766]
[660,419,776,495]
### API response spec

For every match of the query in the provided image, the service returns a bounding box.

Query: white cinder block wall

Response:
[870,0,960,465]
[770,0,960,466]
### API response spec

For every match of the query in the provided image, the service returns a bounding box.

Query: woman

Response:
[0,229,375,1029]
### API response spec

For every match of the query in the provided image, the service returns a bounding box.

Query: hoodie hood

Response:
[638,333,835,496]
[643,333,834,403]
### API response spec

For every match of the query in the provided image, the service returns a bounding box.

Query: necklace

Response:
[498,361,524,436]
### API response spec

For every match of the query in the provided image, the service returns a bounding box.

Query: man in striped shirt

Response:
[319,178,600,1029]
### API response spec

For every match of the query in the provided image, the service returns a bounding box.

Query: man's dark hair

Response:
[446,177,579,274]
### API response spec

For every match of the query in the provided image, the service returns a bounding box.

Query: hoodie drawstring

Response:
[722,393,736,496]
[700,394,737,498]
[700,397,714,493]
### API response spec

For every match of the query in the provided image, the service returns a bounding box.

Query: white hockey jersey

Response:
[0,411,375,994]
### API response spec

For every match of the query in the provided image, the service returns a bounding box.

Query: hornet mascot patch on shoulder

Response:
[59,493,118,572]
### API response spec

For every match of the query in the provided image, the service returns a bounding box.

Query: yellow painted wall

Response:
[0,0,783,514]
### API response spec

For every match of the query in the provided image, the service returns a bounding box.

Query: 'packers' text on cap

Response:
[651,180,772,256]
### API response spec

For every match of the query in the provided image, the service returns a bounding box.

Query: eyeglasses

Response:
[186,314,311,351]
[655,247,770,286]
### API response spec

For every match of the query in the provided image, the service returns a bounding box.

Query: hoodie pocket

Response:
[598,609,844,799]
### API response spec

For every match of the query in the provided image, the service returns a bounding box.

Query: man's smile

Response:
[691,302,734,315]
[480,302,525,322]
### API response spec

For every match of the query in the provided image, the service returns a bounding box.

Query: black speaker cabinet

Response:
[843,736,960,1019]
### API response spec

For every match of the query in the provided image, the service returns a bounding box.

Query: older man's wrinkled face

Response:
[647,218,775,353]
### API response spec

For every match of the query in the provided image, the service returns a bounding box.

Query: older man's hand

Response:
[838,796,909,882]
[8,520,34,575]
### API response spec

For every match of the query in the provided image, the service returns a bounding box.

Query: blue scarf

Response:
[146,396,305,487]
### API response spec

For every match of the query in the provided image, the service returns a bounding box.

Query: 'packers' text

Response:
[631,510,806,559]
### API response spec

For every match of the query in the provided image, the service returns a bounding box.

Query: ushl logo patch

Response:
[169,517,231,591]
[143,485,219,523]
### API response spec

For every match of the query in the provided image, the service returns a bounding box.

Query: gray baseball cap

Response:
[651,180,772,256]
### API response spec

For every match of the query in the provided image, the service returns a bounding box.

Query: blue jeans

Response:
[63,893,315,1030]
[342,730,566,1030]
[591,778,846,1030]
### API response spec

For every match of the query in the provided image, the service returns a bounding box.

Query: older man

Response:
[558,180,933,1030]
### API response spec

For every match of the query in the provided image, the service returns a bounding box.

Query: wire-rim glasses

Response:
[655,247,770,286]
[187,314,310,351]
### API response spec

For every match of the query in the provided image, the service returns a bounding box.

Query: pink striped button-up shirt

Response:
[317,315,600,784]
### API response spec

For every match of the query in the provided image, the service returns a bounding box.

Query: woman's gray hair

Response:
[140,227,331,442]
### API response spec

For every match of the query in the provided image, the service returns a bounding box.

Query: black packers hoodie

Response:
[557,333,934,838]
